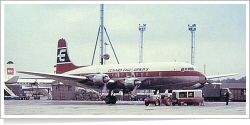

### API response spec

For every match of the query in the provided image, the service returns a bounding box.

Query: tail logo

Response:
[57,48,66,62]
[7,68,14,75]
[57,48,70,63]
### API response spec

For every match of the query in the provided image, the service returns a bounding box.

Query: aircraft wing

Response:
[206,73,239,80]
[17,71,87,83]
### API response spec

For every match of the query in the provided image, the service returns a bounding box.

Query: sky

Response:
[1,1,248,80]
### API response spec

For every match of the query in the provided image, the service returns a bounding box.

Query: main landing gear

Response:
[103,90,117,104]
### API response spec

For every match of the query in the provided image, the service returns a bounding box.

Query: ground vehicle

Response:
[171,90,204,106]
[144,90,172,106]
[144,94,162,106]
[201,83,233,101]
[144,89,204,106]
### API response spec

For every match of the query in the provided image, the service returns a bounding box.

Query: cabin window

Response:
[141,73,144,77]
[179,92,187,98]
[146,73,149,77]
[181,68,184,72]
[188,92,194,97]
[135,73,138,77]
[114,73,119,78]
[188,68,194,70]
[159,72,162,77]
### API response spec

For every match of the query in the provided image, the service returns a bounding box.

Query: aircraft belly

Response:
[139,76,200,90]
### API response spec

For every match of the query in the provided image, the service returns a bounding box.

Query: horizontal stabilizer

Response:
[206,73,239,80]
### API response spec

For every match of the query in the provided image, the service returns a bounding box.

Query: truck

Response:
[144,89,204,106]
[171,90,204,106]
[201,83,233,101]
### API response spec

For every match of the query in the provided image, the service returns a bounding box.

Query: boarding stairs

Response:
[38,84,52,100]
[4,84,16,96]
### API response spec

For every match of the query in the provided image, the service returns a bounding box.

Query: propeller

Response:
[129,71,141,98]
[131,84,140,98]
[102,83,108,94]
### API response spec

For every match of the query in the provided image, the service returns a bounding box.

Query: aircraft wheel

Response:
[110,96,117,104]
[145,102,149,106]
[105,96,111,104]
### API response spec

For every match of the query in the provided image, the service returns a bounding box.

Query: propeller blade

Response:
[131,71,135,77]
[131,85,140,98]
[102,83,108,94]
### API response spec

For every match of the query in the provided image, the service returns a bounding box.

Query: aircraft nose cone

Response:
[199,76,206,83]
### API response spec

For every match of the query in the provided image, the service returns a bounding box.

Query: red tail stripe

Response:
[58,39,67,48]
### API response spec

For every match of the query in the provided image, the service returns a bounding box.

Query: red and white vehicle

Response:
[171,89,204,106]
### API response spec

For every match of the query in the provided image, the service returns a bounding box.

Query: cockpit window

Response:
[181,67,194,71]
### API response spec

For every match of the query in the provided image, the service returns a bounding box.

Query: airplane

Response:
[18,38,238,104]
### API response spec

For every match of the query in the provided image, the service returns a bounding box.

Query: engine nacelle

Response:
[92,74,110,86]
[123,77,141,90]
[190,83,205,89]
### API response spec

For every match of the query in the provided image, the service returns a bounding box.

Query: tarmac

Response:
[3,100,247,118]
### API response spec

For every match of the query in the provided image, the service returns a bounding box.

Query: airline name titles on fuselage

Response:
[107,68,149,73]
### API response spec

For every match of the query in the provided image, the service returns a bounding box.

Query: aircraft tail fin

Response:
[56,38,84,74]
[6,61,16,80]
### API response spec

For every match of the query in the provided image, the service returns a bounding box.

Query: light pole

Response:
[188,24,196,65]
[139,24,146,63]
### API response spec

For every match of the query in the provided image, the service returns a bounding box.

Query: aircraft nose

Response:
[199,76,206,83]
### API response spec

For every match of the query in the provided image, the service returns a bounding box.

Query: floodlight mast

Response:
[139,24,146,63]
[188,24,196,65]
[100,4,105,65]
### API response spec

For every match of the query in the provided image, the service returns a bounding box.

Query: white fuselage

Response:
[63,62,206,90]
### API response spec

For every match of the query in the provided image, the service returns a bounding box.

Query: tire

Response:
[194,102,199,106]
[178,102,181,106]
[105,97,110,104]
[110,96,117,104]
[155,99,160,106]
[145,102,149,106]
[172,102,176,106]
[165,97,172,106]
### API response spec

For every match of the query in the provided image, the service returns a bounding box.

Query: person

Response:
[225,91,229,105]
[201,93,205,106]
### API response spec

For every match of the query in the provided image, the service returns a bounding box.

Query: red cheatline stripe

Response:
[71,71,205,77]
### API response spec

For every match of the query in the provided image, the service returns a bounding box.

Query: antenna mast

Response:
[92,4,119,65]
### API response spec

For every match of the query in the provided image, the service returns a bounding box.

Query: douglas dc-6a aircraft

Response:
[18,39,238,104]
